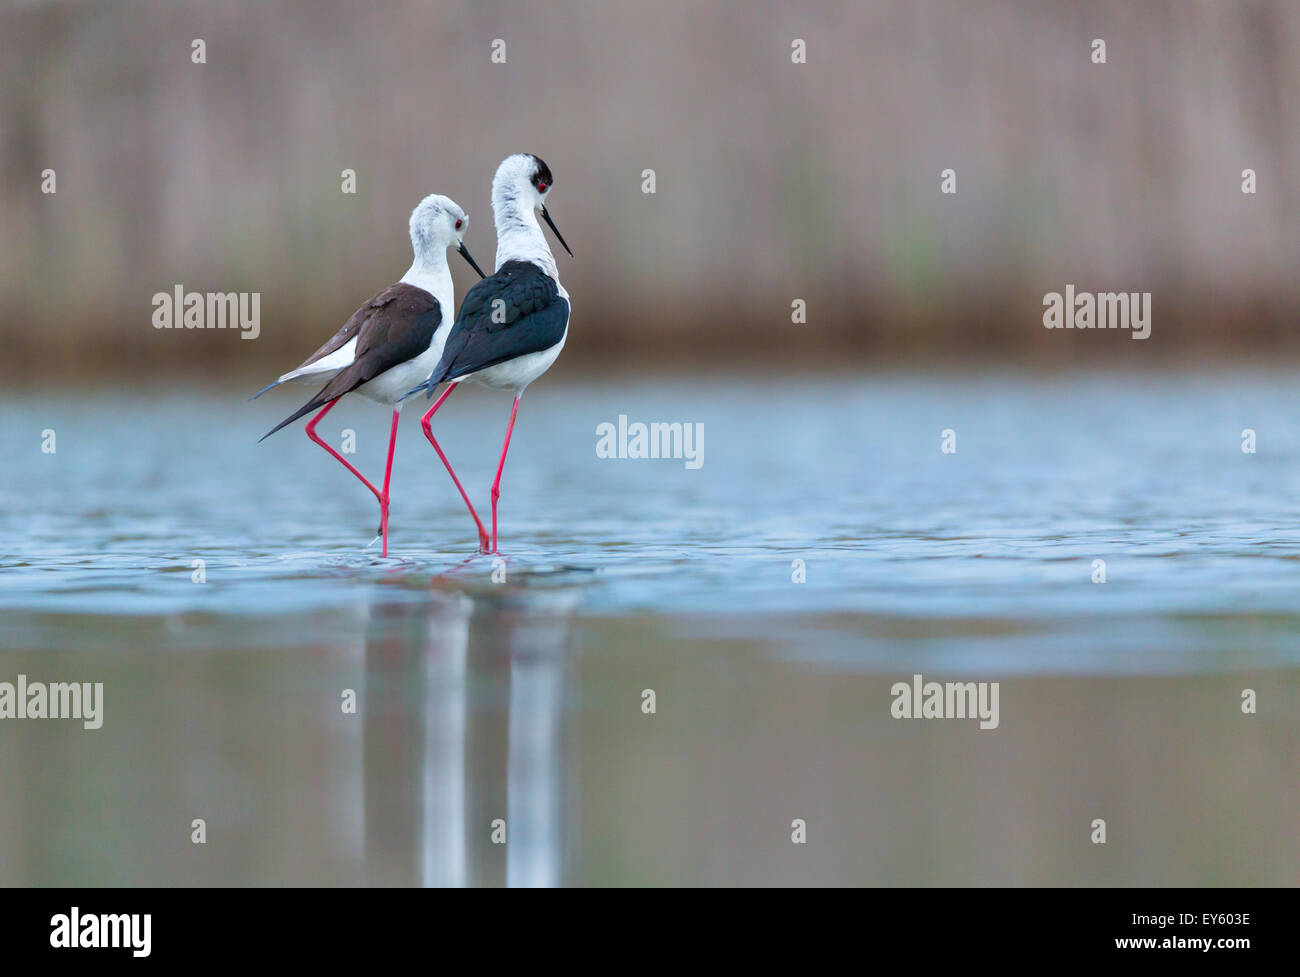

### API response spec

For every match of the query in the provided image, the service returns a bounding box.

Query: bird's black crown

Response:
[528,155,554,192]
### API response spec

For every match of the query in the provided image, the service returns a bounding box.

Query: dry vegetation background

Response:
[1,0,1298,379]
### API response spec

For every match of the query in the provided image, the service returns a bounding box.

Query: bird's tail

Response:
[248,378,282,401]
[404,369,445,402]
[258,390,333,442]
[400,380,428,402]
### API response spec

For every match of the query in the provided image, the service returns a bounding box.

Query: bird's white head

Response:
[491,154,573,270]
[409,193,468,255]
[408,193,486,279]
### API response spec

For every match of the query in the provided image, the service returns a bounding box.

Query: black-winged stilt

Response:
[253,193,487,557]
[406,154,572,554]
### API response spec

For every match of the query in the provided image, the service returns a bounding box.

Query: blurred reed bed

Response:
[1,0,1298,378]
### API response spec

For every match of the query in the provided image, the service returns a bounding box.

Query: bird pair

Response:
[254,154,572,557]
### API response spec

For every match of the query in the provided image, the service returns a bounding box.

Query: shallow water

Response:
[2,370,1298,885]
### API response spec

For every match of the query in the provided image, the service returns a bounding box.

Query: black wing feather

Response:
[259,283,441,441]
[418,260,567,393]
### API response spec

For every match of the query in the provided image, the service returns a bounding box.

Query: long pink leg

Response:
[305,399,380,501]
[306,399,402,555]
[377,409,400,558]
[420,382,491,553]
[490,396,521,554]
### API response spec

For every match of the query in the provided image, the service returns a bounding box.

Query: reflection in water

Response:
[3,572,1298,885]
[362,576,578,887]
[7,376,1300,885]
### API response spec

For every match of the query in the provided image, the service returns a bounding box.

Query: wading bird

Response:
[253,194,486,557]
[407,154,572,554]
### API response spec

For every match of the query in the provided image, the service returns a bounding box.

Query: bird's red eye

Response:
[455,218,463,230]
[537,182,548,192]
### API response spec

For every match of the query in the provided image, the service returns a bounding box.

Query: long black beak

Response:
[540,206,573,257]
[457,241,487,279]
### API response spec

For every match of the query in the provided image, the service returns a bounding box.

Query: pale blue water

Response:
[6,370,1300,667]
[2,370,1299,885]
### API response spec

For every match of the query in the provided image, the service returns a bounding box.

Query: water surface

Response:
[2,370,1298,885]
